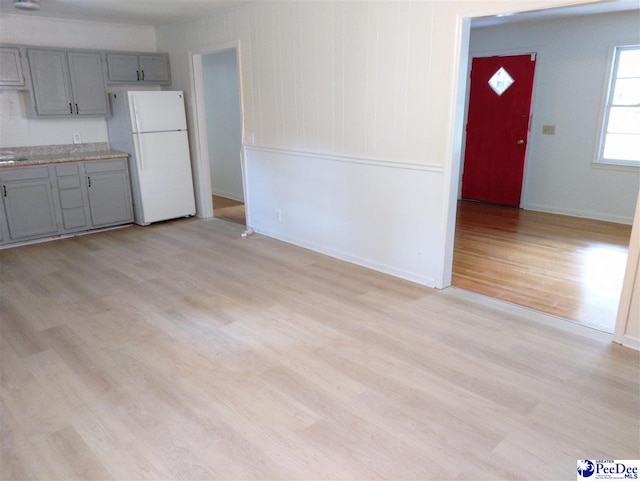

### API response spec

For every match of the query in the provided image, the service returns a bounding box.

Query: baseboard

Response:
[521,202,633,225]
[212,189,244,203]
[614,334,640,351]
[253,226,438,288]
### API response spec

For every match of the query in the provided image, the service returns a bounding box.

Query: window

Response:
[598,45,640,167]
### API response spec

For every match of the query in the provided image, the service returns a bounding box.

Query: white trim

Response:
[521,202,634,225]
[211,189,244,203]
[189,40,247,222]
[243,145,444,173]
[594,41,640,168]
[614,190,640,349]
[440,12,471,289]
[618,334,640,351]
[189,50,214,218]
[252,226,438,288]
[591,160,640,172]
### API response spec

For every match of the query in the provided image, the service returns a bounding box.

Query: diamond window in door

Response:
[488,67,514,95]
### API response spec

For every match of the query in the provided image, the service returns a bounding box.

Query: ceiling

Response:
[471,0,639,28]
[0,0,637,27]
[0,0,254,26]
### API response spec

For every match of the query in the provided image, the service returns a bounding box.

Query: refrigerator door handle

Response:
[133,135,145,171]
[131,96,143,134]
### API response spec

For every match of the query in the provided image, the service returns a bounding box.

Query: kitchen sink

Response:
[0,152,29,165]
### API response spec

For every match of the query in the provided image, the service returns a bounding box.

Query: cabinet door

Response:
[0,47,24,87]
[27,49,73,116]
[106,53,139,82]
[86,171,133,227]
[0,195,8,244]
[139,54,170,84]
[3,180,59,240]
[67,51,109,116]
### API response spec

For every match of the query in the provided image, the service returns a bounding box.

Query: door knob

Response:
[517,139,525,145]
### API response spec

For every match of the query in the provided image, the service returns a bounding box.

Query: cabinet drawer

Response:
[0,166,50,182]
[57,176,81,189]
[55,163,79,176]
[85,158,127,173]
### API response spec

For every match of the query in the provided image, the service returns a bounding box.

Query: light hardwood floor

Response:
[453,201,632,333]
[213,195,246,226]
[1,217,638,480]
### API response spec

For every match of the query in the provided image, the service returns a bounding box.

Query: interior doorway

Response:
[201,48,246,226]
[449,10,635,335]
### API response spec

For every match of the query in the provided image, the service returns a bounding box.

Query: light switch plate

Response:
[542,125,556,135]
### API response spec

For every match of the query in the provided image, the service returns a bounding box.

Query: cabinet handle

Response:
[87,176,91,188]
[2,185,6,197]
[75,103,79,115]
[141,70,144,81]
[69,103,73,114]
[136,70,140,81]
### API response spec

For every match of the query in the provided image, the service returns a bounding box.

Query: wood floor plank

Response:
[0,217,638,480]
[213,195,246,225]
[452,200,632,332]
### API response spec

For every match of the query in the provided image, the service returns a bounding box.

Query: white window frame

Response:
[595,43,640,169]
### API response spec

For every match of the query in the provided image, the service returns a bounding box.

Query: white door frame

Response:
[188,41,248,223]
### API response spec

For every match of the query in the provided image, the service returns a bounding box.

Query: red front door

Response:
[462,54,536,207]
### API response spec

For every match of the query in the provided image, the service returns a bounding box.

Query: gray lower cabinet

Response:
[85,159,133,227]
[1,166,59,241]
[55,163,91,232]
[0,158,133,246]
[0,196,7,242]
[27,48,108,117]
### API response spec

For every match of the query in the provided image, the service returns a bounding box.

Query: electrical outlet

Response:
[246,132,255,144]
[73,132,82,144]
[542,125,556,135]
[275,208,282,222]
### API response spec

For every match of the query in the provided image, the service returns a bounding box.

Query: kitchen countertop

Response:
[0,142,128,168]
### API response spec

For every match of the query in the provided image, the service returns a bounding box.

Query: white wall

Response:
[202,49,244,202]
[0,14,157,148]
[156,0,613,287]
[615,191,640,350]
[469,11,640,224]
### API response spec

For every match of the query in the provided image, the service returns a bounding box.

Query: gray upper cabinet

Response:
[105,53,139,82]
[106,52,170,85]
[138,54,171,83]
[0,47,25,88]
[27,48,108,117]
[67,51,109,116]
[27,48,73,116]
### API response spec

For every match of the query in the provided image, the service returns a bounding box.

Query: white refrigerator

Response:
[106,90,196,225]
